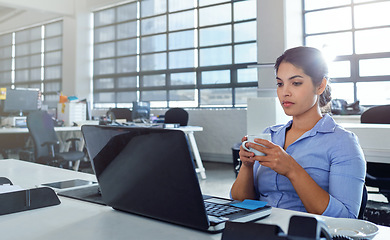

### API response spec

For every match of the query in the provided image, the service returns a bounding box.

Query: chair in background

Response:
[107,108,132,122]
[231,142,242,177]
[360,104,390,201]
[164,108,189,126]
[27,110,85,171]
[361,104,390,124]
[358,185,368,219]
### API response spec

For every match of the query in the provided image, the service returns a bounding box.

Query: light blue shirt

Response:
[253,114,366,218]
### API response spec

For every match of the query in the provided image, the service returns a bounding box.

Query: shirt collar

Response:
[270,113,337,136]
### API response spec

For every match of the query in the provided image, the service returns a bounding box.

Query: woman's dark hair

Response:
[274,46,331,107]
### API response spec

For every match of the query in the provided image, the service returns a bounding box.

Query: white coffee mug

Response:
[241,133,271,156]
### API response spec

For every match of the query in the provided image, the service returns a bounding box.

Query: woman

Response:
[231,46,366,218]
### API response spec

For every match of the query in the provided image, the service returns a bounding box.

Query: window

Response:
[303,0,390,106]
[93,0,258,108]
[0,21,63,102]
[0,33,12,87]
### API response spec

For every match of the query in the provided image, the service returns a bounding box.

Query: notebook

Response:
[79,125,272,233]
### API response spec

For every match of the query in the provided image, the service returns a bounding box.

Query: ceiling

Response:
[0,5,25,24]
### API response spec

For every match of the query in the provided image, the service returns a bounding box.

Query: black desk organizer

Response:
[0,177,61,215]
[221,215,334,240]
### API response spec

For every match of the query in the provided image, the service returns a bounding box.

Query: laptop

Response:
[79,125,271,233]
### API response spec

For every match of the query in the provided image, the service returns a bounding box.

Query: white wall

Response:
[0,0,301,163]
[256,0,302,94]
[246,0,301,137]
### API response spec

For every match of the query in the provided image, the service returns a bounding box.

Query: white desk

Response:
[0,159,389,240]
[340,123,390,164]
[0,126,81,134]
[170,126,206,179]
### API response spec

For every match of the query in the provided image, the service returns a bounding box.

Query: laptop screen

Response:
[81,125,210,230]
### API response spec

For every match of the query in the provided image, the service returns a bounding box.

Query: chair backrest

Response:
[107,108,132,122]
[361,105,390,124]
[164,108,189,126]
[360,104,390,201]
[27,110,59,162]
[358,185,367,219]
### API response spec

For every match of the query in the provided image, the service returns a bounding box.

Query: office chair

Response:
[107,108,132,122]
[358,185,368,219]
[164,108,189,126]
[360,105,390,201]
[27,110,85,171]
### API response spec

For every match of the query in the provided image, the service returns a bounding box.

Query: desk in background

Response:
[340,123,390,164]
[0,126,82,159]
[0,159,389,240]
[0,126,81,134]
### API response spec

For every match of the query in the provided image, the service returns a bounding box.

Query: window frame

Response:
[92,0,258,109]
[302,0,390,106]
[0,20,63,102]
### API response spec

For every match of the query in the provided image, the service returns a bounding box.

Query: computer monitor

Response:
[132,101,150,122]
[3,88,39,116]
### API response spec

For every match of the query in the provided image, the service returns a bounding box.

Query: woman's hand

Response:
[245,138,299,178]
[239,136,330,215]
[231,136,258,201]
[239,136,256,168]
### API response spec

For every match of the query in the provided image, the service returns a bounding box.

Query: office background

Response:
[0,0,388,163]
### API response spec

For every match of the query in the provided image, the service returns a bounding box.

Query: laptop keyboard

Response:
[205,201,244,217]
